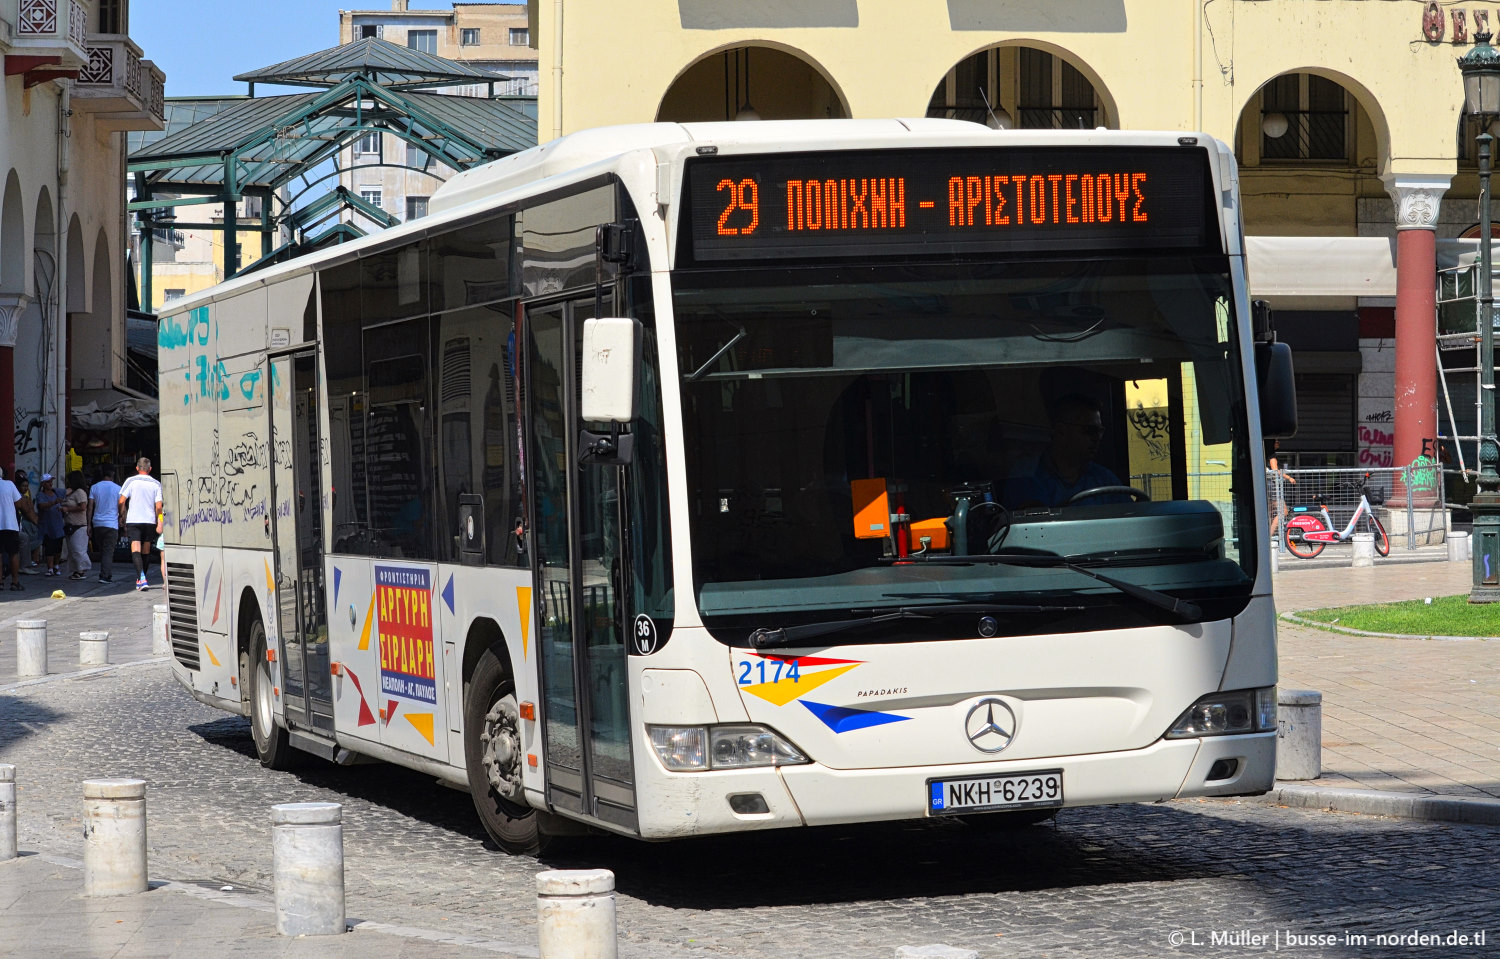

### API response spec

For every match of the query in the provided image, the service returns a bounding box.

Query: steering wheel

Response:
[1065,485,1151,505]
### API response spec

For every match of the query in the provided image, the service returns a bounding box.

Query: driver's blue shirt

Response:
[1004,457,1127,507]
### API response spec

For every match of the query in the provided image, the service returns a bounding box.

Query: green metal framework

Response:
[128,38,536,310]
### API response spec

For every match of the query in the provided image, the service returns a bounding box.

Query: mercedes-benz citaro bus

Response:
[158,119,1297,855]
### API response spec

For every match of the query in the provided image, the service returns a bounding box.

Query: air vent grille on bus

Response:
[165,561,200,670]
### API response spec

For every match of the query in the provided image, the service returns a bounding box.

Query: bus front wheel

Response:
[465,648,548,856]
[246,617,295,769]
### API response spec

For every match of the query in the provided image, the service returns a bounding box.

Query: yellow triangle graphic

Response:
[405,711,436,746]
[742,663,860,707]
[264,559,274,596]
[204,642,221,668]
[516,586,532,659]
[358,591,377,651]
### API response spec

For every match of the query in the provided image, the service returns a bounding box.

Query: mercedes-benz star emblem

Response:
[964,698,1017,753]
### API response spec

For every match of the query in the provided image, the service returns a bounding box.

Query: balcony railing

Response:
[73,34,165,130]
[6,0,88,65]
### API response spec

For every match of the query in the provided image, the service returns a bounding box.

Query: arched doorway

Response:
[1,172,24,295]
[656,45,848,123]
[926,45,1114,130]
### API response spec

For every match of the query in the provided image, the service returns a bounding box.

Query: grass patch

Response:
[1293,594,1499,637]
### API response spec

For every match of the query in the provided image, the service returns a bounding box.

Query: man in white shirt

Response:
[89,464,123,583]
[0,467,21,591]
[118,457,163,591]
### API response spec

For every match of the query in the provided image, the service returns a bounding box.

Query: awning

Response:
[1246,236,1500,298]
[1246,236,1397,297]
[71,388,158,430]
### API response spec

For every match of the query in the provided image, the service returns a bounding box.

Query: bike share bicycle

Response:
[1282,473,1391,559]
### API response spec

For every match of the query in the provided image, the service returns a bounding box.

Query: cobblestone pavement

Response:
[2,666,1497,958]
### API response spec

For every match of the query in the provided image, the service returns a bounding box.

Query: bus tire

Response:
[961,808,1058,829]
[465,648,548,856]
[246,617,295,770]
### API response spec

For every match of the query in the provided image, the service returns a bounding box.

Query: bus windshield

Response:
[673,256,1257,643]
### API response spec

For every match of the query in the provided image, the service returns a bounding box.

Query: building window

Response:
[358,24,382,40]
[360,189,383,210]
[1018,48,1096,130]
[407,196,430,221]
[408,30,437,54]
[461,28,481,45]
[1260,73,1348,162]
[509,27,529,46]
[163,289,185,303]
[97,0,123,34]
[356,132,382,156]
[406,142,431,169]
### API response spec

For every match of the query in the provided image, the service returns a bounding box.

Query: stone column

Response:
[1383,175,1450,497]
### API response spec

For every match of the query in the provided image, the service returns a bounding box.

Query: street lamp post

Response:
[1459,32,1500,602]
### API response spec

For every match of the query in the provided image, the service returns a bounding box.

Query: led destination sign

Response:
[683,146,1216,263]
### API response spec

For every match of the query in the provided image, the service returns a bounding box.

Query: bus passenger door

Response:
[526,298,636,832]
[270,351,334,739]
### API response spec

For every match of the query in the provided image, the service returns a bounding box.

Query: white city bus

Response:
[159,120,1294,855]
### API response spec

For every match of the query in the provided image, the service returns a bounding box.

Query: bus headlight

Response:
[648,724,809,771]
[710,725,808,769]
[1165,687,1278,739]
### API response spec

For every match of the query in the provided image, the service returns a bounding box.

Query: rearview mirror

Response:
[1254,340,1297,438]
[580,317,642,423]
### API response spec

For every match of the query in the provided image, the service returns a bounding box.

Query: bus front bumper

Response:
[634,732,1274,839]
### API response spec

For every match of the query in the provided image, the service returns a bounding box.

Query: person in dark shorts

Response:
[0,468,23,590]
[118,457,163,590]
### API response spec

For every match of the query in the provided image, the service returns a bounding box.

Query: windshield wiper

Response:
[747,602,1086,649]
[915,552,1203,621]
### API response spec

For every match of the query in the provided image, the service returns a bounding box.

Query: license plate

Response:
[927,769,1064,815]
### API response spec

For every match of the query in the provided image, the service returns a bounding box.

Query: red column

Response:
[1393,226,1438,475]
[0,346,11,474]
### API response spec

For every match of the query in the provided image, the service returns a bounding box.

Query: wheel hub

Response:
[479,696,524,801]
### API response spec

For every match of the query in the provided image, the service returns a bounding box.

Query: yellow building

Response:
[3,0,163,477]
[533,0,1494,475]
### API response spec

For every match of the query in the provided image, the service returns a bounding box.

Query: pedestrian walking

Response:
[62,470,91,579]
[13,472,38,571]
[33,474,63,576]
[1267,438,1296,542]
[0,468,24,590]
[89,464,122,583]
[118,457,162,591]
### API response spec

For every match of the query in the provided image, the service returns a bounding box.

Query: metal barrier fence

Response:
[1271,465,1447,552]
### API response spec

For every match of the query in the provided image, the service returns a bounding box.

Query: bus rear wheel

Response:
[465,648,548,856]
[245,617,295,769]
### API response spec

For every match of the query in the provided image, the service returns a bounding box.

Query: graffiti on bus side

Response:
[178,427,272,534]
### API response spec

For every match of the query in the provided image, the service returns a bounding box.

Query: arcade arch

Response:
[1,172,25,296]
[655,44,849,123]
[925,43,1116,130]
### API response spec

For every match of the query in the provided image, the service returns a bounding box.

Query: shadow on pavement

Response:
[0,695,68,748]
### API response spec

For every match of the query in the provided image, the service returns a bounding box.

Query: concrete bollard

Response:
[152,605,170,657]
[1449,531,1471,563]
[537,869,617,959]
[82,778,148,897]
[0,764,15,861]
[1350,530,1374,568]
[16,621,47,678]
[271,802,346,937]
[1276,689,1322,781]
[79,631,109,667]
[1269,537,1279,573]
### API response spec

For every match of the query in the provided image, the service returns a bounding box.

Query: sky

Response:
[132,0,460,97]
